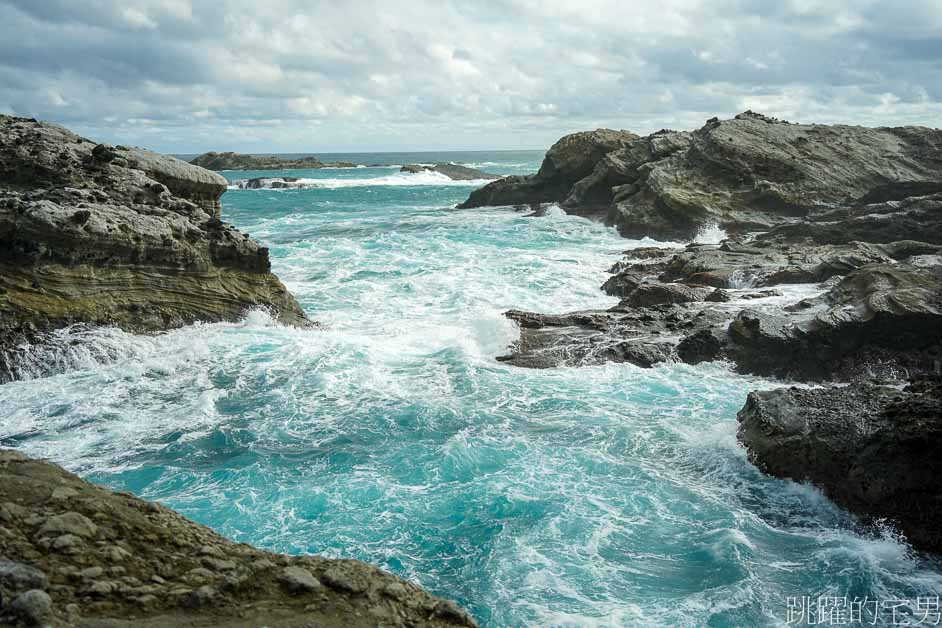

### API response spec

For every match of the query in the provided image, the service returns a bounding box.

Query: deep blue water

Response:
[3,151,941,626]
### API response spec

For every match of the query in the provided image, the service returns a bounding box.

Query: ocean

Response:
[3,151,940,626]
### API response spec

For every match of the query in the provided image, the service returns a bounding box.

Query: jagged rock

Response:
[0,449,476,627]
[737,381,942,553]
[460,113,942,240]
[727,264,942,379]
[458,128,638,210]
[400,163,499,180]
[0,115,311,382]
[189,151,356,170]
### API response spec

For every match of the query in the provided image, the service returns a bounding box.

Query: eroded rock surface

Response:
[0,449,477,627]
[0,116,310,381]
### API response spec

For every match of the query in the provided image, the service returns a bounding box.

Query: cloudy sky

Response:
[1,0,940,153]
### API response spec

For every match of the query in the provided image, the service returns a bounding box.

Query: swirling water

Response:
[3,152,941,626]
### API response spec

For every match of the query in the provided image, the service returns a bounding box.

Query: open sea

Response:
[3,151,941,626]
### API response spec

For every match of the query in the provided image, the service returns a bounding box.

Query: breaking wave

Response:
[229,170,495,190]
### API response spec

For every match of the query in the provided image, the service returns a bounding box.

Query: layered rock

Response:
[460,112,942,240]
[400,163,499,181]
[0,116,310,381]
[0,449,476,627]
[190,151,356,171]
[737,382,942,553]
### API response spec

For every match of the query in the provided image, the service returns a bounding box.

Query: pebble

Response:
[279,566,323,594]
[79,566,104,579]
[38,511,98,538]
[50,486,79,500]
[52,533,84,551]
[100,544,132,562]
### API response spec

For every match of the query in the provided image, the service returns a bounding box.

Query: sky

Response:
[1,0,940,153]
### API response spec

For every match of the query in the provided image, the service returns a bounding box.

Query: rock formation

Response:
[459,112,942,240]
[0,449,477,627]
[190,152,356,171]
[737,381,942,553]
[484,114,942,552]
[0,115,310,382]
[399,164,500,181]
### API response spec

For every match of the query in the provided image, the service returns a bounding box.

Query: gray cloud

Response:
[1,0,939,152]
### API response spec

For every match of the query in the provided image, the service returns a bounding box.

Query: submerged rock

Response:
[737,382,942,553]
[460,112,942,240]
[400,163,500,180]
[189,151,356,170]
[0,115,310,382]
[0,449,477,627]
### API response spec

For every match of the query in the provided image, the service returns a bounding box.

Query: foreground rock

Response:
[460,112,942,240]
[399,164,499,181]
[0,116,310,382]
[0,449,476,627]
[737,382,942,553]
[190,152,356,171]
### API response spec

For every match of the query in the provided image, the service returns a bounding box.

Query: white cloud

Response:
[0,0,939,152]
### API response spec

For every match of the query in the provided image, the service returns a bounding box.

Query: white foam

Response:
[693,222,729,244]
[228,170,495,190]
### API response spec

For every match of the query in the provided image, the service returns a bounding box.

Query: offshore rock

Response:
[460,113,942,240]
[400,163,500,180]
[0,115,310,381]
[737,382,942,553]
[189,151,356,170]
[0,449,477,627]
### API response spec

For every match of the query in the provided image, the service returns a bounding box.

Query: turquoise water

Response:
[3,152,941,626]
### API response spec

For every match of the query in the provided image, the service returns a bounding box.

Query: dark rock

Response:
[618,283,713,308]
[0,560,48,590]
[727,264,942,380]
[10,589,52,625]
[737,382,942,553]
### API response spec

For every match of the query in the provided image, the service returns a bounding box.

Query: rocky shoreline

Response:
[463,112,942,554]
[0,449,476,627]
[0,116,313,382]
[189,152,356,171]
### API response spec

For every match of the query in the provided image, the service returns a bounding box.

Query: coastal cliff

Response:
[468,113,942,553]
[0,116,310,382]
[0,450,476,627]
